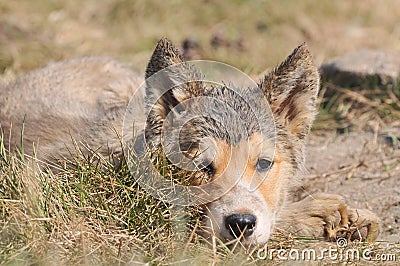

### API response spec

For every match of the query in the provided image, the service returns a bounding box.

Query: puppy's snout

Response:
[225,213,256,238]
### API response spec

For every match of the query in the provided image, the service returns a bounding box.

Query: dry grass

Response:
[314,82,400,133]
[0,138,172,264]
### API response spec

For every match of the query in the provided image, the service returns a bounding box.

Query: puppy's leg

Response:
[277,193,381,242]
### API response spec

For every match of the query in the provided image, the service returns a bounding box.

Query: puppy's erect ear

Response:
[145,37,202,138]
[145,37,185,80]
[259,43,320,139]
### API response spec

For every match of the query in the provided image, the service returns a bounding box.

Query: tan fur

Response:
[0,37,381,245]
[0,57,145,161]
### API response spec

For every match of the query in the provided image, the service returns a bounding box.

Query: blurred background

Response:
[1,0,400,75]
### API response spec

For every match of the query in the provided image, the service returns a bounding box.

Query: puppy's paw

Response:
[278,193,381,242]
[346,207,381,241]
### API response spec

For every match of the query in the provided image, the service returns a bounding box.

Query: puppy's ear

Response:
[259,43,320,139]
[145,37,185,80]
[145,37,202,138]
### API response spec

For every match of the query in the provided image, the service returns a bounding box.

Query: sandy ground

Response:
[304,131,400,244]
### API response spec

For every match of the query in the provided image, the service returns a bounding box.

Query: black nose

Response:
[225,213,256,238]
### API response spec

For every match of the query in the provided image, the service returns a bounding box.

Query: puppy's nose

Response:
[225,213,256,238]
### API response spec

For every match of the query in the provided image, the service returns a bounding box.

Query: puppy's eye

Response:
[256,158,273,172]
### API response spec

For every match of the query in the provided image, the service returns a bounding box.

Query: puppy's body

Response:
[0,38,380,246]
[1,57,145,160]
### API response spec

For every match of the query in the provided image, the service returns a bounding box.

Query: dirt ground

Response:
[304,131,400,244]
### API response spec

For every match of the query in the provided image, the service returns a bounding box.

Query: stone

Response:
[320,49,400,88]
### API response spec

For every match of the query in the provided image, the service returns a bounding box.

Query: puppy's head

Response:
[143,38,319,246]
